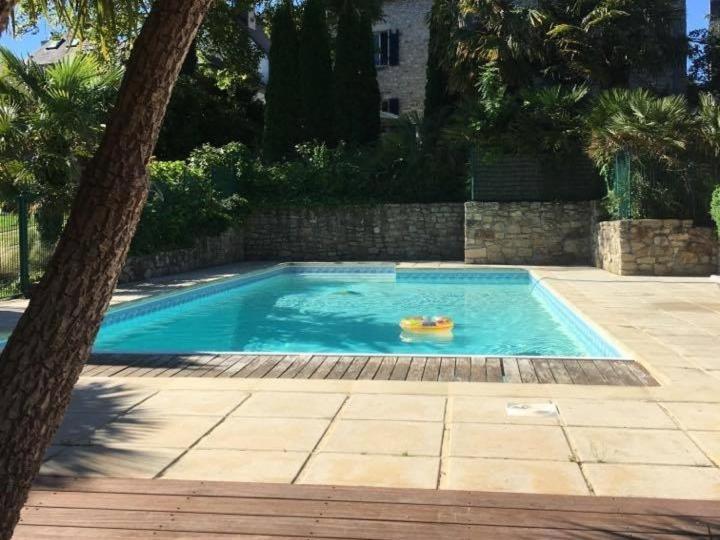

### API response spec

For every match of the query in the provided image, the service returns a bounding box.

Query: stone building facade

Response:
[373,0,433,115]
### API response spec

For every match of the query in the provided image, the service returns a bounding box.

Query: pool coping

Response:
[95,262,631,362]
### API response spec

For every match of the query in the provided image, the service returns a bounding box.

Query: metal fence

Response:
[0,196,58,299]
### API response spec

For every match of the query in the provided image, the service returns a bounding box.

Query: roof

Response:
[29,37,91,65]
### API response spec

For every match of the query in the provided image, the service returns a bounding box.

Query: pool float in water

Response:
[400,316,454,333]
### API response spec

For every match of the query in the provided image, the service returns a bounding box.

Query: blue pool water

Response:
[94,266,621,358]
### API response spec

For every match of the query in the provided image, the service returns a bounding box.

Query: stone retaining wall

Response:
[119,227,244,283]
[464,201,592,265]
[244,203,464,261]
[593,219,718,276]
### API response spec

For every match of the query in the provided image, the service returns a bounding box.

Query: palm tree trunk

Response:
[0,0,213,536]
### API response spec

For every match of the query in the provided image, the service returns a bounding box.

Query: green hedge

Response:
[712,185,720,231]
[130,160,247,256]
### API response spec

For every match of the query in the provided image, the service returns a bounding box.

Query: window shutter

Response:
[389,30,400,66]
[380,31,389,65]
[388,98,400,115]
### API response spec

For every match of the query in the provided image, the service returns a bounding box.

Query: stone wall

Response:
[244,203,464,261]
[593,219,718,276]
[464,201,592,265]
[374,0,432,114]
[119,227,244,283]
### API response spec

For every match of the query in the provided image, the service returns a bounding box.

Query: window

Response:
[374,29,400,66]
[381,98,400,116]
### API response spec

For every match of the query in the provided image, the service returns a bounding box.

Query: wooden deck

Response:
[16,476,719,539]
[80,353,659,386]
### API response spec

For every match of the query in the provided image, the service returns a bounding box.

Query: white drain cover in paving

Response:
[506,402,558,418]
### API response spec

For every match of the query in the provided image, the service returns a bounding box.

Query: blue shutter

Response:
[388,98,400,115]
[379,31,389,65]
[389,30,400,66]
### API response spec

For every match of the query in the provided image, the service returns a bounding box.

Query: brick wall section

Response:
[464,201,592,265]
[374,0,432,114]
[593,220,718,276]
[119,227,244,283]
[244,203,464,261]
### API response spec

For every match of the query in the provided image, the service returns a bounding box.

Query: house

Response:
[372,0,433,118]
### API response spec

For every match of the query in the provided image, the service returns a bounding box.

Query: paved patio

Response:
[4,262,720,500]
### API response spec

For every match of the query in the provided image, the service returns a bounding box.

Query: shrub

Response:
[712,186,720,231]
[588,89,718,221]
[130,161,247,256]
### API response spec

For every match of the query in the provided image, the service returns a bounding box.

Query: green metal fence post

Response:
[17,195,31,297]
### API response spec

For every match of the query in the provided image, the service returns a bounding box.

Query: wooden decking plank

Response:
[485,358,502,382]
[12,525,285,539]
[406,357,427,381]
[389,357,412,380]
[454,357,471,381]
[263,356,296,378]
[502,358,522,383]
[325,356,353,380]
[196,355,239,378]
[577,360,609,385]
[114,355,169,377]
[232,355,268,378]
[532,359,556,384]
[24,491,720,535]
[422,357,441,381]
[517,358,539,384]
[220,355,257,378]
[91,356,146,377]
[310,356,339,379]
[547,359,573,385]
[32,477,720,517]
[437,357,456,382]
[470,357,487,382]
[373,356,397,380]
[279,355,313,379]
[592,360,620,385]
[609,361,644,386]
[624,362,659,387]
[357,356,383,380]
[341,357,369,380]
[21,505,705,540]
[248,356,284,378]
[163,355,214,377]
[563,360,590,385]
[293,355,325,379]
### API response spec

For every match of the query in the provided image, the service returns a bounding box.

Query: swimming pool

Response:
[94,264,623,358]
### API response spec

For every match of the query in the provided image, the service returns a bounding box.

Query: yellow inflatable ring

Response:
[400,316,454,333]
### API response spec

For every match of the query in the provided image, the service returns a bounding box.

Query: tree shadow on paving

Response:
[40,380,168,478]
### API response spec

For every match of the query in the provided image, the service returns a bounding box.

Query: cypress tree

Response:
[334,1,380,145]
[299,0,335,144]
[423,0,455,146]
[263,1,301,162]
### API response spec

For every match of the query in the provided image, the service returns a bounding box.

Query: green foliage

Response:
[263,1,302,162]
[711,186,720,231]
[450,0,684,95]
[689,28,720,96]
[448,65,591,159]
[334,1,380,146]
[423,0,456,146]
[587,89,718,220]
[299,0,335,145]
[155,70,263,161]
[131,160,248,256]
[0,48,120,243]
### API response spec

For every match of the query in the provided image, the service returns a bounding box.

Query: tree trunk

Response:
[0,0,15,36]
[0,0,213,536]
